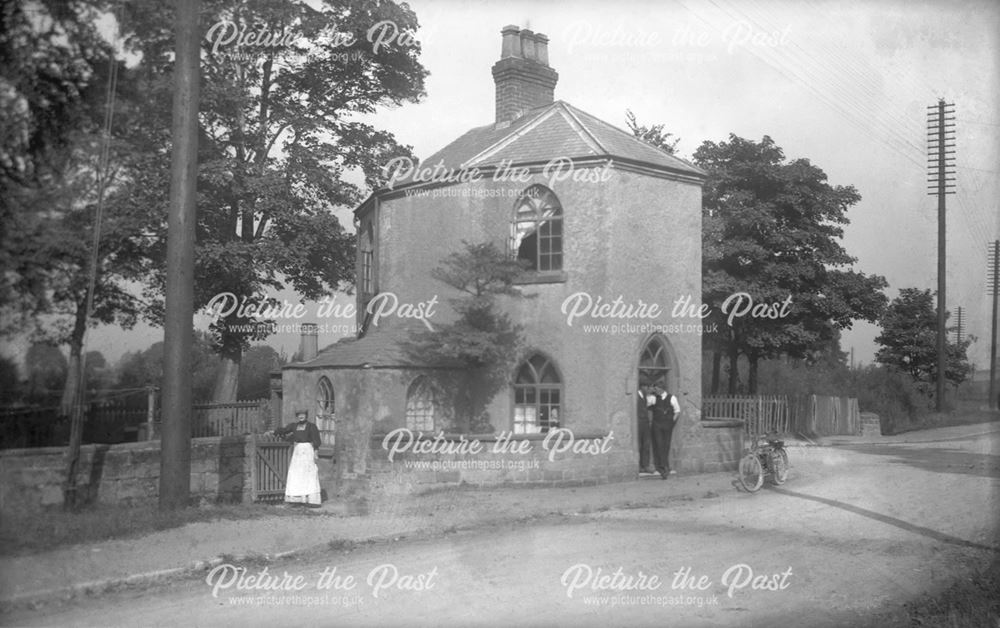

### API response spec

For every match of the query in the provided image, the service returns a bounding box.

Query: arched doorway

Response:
[638,334,677,390]
[636,335,679,472]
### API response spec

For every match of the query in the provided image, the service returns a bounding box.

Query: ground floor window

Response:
[406,376,440,432]
[512,353,562,434]
[315,376,336,445]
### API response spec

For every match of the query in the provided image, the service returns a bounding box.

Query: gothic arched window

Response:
[512,353,562,434]
[405,376,440,432]
[511,185,563,271]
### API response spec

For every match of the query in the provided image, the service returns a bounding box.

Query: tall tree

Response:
[122,0,428,401]
[692,135,887,393]
[0,0,112,191]
[625,109,679,155]
[24,342,68,400]
[237,344,284,400]
[874,288,974,393]
[116,331,223,402]
[2,69,157,415]
[0,0,120,314]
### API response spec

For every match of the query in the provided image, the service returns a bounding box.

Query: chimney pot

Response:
[534,32,550,65]
[500,24,521,59]
[520,29,536,61]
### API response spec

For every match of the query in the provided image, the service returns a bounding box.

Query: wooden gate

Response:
[249,433,293,503]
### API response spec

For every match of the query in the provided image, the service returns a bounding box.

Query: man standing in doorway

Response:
[637,387,654,474]
[650,385,680,479]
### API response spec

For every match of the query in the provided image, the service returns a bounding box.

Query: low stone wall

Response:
[335,429,634,498]
[859,412,882,438]
[0,436,251,514]
[674,419,744,474]
[327,410,744,499]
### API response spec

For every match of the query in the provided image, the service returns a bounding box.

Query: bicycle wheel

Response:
[769,449,789,485]
[738,453,764,493]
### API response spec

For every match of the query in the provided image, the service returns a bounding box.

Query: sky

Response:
[5,0,998,377]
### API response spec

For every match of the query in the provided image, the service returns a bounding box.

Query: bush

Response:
[845,365,929,434]
[747,359,931,435]
[754,358,850,398]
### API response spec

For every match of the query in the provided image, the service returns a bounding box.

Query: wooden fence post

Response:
[146,386,157,440]
[248,432,258,503]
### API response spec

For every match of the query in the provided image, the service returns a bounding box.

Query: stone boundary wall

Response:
[674,419,744,474]
[859,412,882,438]
[349,430,634,497]
[331,419,743,499]
[0,436,251,514]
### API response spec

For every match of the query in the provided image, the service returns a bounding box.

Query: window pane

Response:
[512,187,562,274]
[317,377,334,415]
[405,378,437,432]
[512,354,563,435]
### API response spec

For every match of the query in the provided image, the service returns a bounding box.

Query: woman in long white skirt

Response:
[273,410,322,506]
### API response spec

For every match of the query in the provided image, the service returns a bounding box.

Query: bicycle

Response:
[736,431,789,493]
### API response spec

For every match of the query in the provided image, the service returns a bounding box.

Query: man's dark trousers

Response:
[637,404,652,471]
[650,420,675,476]
[650,395,676,476]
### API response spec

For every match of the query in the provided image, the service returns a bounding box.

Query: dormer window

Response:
[511,185,562,272]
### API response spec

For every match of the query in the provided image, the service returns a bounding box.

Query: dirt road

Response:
[7,427,998,627]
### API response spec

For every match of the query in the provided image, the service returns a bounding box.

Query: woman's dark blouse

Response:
[275,420,322,450]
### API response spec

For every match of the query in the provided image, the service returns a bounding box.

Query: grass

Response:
[868,561,1000,627]
[0,501,314,557]
[888,408,1000,436]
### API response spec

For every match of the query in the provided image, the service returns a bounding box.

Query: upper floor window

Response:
[511,185,563,272]
[405,376,441,432]
[360,226,374,300]
[512,353,562,434]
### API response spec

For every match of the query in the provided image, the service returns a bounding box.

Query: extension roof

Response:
[285,320,461,370]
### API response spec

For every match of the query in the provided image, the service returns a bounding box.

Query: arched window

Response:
[639,336,673,390]
[405,376,440,432]
[511,185,562,271]
[315,376,336,446]
[316,376,335,416]
[512,353,562,434]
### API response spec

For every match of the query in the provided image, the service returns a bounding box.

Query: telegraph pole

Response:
[989,240,999,411]
[928,99,955,411]
[160,0,201,510]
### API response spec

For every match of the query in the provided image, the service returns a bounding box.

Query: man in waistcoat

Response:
[636,387,654,474]
[650,386,681,479]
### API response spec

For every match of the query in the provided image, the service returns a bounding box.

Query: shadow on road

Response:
[771,487,999,553]
[837,443,1000,479]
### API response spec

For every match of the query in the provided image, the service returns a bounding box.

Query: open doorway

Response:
[636,335,679,472]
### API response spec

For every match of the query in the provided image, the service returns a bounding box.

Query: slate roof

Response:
[286,320,460,370]
[315,102,706,369]
[383,100,705,191]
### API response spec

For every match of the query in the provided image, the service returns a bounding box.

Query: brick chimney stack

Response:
[491,25,558,126]
[298,323,318,362]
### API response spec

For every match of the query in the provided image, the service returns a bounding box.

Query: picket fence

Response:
[702,395,789,435]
